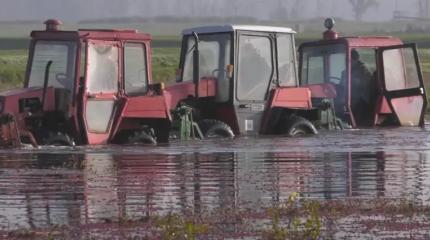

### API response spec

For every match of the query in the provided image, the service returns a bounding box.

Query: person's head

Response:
[351,49,360,62]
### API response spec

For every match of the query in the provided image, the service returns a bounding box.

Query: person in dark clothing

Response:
[350,49,374,126]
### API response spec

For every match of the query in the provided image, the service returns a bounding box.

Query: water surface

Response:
[1,127,430,238]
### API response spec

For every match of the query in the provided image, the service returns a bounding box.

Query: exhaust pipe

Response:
[41,60,53,110]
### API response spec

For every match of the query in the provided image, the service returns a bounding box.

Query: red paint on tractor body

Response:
[269,87,313,109]
[164,77,216,109]
[121,95,171,119]
[306,83,337,99]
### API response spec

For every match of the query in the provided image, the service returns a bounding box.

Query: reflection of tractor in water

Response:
[0,20,170,147]
[298,18,427,128]
[167,18,427,140]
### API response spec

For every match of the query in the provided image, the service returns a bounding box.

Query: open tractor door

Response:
[377,44,427,127]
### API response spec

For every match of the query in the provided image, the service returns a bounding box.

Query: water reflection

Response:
[0,149,429,231]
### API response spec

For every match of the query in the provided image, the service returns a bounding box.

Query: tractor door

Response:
[235,32,276,134]
[82,41,120,144]
[377,44,427,127]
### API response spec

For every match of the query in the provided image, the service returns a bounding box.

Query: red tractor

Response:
[166,19,427,139]
[0,20,170,147]
[298,18,427,128]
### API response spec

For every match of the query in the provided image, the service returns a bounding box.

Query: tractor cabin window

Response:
[124,43,148,95]
[300,44,346,86]
[277,34,296,86]
[28,40,77,92]
[87,43,119,93]
[237,35,273,101]
[182,33,232,102]
[383,48,420,91]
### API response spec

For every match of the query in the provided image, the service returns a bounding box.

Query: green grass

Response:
[152,48,180,83]
[0,48,180,90]
[0,50,27,90]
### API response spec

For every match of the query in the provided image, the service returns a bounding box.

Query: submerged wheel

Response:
[43,132,75,146]
[127,130,157,145]
[282,115,318,137]
[198,119,234,138]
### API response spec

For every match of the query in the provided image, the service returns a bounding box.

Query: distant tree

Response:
[348,0,378,21]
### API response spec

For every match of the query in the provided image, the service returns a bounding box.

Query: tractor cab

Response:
[298,19,427,128]
[170,25,309,136]
[0,19,170,147]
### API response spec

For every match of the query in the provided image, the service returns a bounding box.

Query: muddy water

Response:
[1,127,430,238]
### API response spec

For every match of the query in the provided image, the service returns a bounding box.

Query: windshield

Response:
[300,44,346,86]
[28,40,77,92]
[182,33,231,102]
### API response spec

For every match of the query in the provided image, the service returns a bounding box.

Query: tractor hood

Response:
[0,87,56,115]
[0,87,45,97]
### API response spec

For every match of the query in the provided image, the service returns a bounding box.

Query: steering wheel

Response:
[211,68,227,77]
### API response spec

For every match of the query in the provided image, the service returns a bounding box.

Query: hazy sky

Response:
[0,0,420,22]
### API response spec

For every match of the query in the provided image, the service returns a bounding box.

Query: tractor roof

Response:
[299,36,403,49]
[31,28,151,41]
[182,25,296,35]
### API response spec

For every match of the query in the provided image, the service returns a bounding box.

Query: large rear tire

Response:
[198,119,234,138]
[283,115,318,137]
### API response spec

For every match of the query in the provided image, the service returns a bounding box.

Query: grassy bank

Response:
[152,47,180,83]
[0,50,27,90]
[2,46,430,90]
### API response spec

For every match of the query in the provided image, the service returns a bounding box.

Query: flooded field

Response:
[1,127,430,239]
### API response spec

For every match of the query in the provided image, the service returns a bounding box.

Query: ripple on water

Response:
[0,128,429,238]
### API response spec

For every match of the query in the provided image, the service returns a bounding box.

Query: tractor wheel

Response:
[43,132,75,146]
[198,119,234,138]
[127,130,157,145]
[283,116,318,137]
